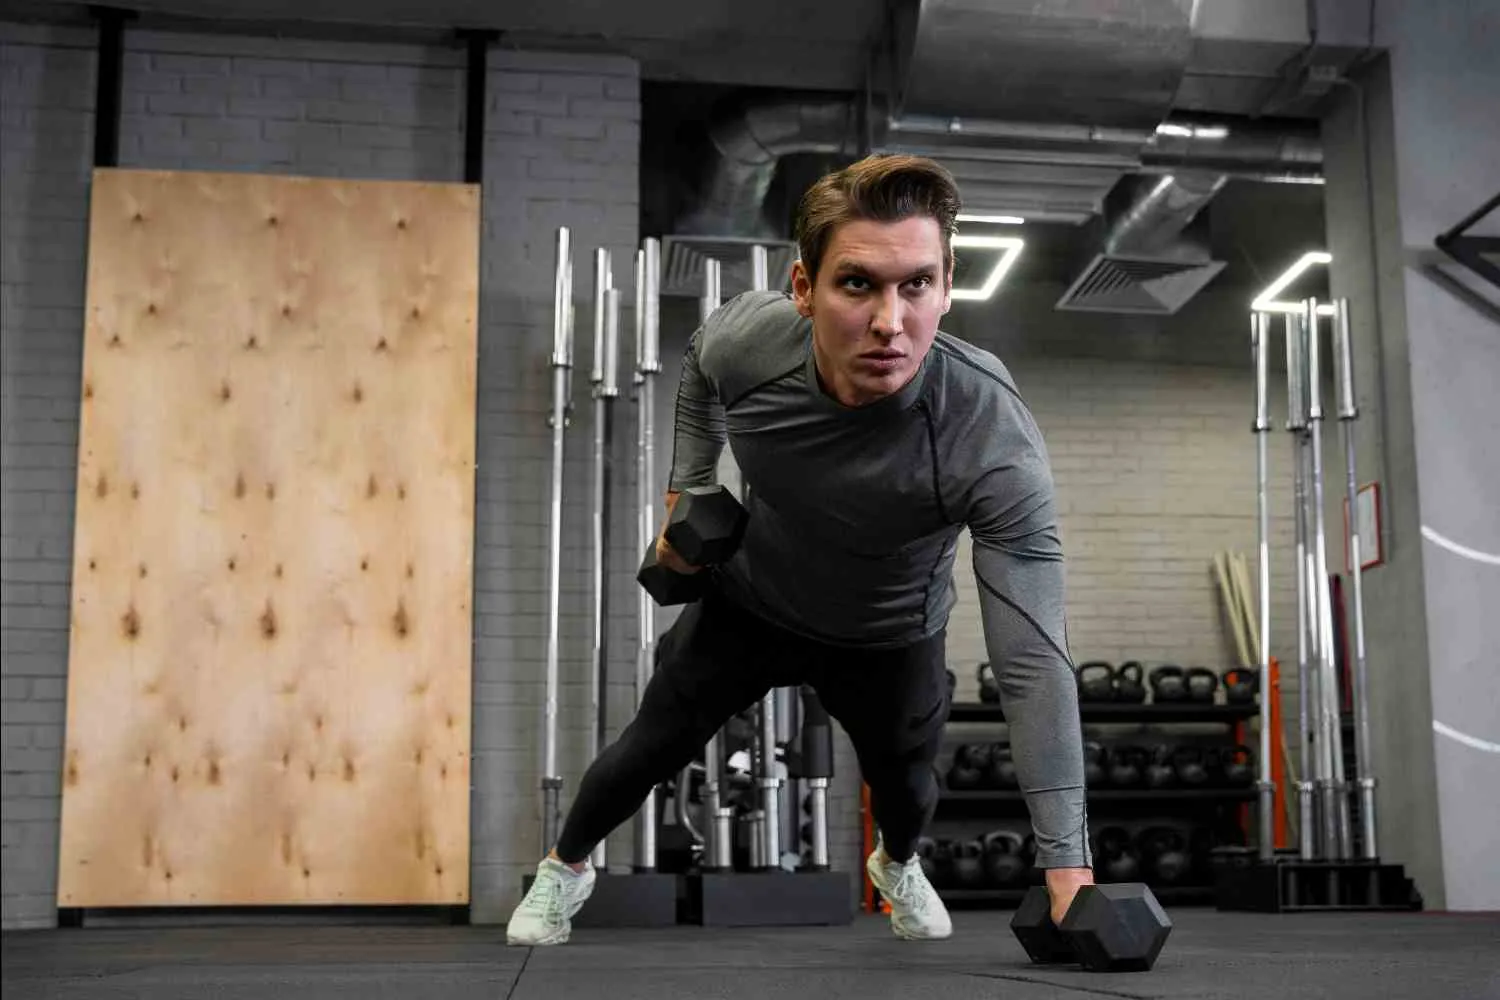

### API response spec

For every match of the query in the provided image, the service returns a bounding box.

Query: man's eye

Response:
[841,276,869,291]
[908,276,932,290]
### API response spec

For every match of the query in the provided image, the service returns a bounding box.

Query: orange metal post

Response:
[1271,658,1288,848]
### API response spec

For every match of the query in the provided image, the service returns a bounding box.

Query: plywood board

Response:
[57,169,479,907]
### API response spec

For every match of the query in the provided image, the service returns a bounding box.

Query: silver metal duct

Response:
[1104,170,1227,257]
[674,97,1323,242]
[676,99,857,238]
[1144,123,1323,180]
[1057,169,1229,314]
[899,0,1196,128]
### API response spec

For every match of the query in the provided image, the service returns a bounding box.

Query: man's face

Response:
[791,215,953,408]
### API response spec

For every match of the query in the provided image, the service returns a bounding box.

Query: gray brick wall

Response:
[1,20,641,929]
[1,21,95,931]
[469,46,641,923]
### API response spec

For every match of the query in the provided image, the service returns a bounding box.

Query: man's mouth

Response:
[860,350,905,360]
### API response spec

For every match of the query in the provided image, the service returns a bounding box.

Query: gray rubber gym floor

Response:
[5,910,1498,999]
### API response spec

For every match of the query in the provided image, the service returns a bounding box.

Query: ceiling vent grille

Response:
[659,235,797,298]
[1055,253,1226,315]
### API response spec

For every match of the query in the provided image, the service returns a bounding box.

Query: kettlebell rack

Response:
[911,674,1262,910]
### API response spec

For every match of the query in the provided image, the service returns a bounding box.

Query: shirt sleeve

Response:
[966,433,1092,871]
[667,328,726,492]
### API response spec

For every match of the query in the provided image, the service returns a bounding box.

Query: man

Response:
[507,153,1092,946]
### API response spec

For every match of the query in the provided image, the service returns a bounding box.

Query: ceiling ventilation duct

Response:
[897,0,1195,128]
[666,99,854,297]
[662,0,1314,306]
[1055,169,1228,314]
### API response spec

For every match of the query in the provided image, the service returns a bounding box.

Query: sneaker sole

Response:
[507,929,570,946]
[865,856,954,937]
[891,920,952,941]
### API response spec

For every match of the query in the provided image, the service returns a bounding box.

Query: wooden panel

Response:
[57,169,479,907]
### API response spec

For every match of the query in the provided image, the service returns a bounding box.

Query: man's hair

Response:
[793,154,961,285]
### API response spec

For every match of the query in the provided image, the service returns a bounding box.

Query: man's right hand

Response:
[656,490,701,576]
[655,533,700,576]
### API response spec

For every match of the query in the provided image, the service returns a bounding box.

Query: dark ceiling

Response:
[8,0,1340,346]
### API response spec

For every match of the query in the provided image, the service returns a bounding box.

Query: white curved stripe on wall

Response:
[1433,721,1500,755]
[1422,525,1500,566]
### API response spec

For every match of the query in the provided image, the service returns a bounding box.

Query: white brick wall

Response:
[1,20,641,929]
[945,356,1301,729]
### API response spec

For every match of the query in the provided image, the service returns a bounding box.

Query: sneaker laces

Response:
[886,859,936,917]
[520,871,568,925]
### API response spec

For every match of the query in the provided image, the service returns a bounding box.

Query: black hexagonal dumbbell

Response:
[1010,883,1172,973]
[636,485,749,606]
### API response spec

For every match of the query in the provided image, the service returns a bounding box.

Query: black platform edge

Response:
[1211,850,1423,912]
[949,701,1258,723]
[934,884,1215,910]
[54,904,470,928]
[935,788,1258,816]
[686,870,853,928]
[521,871,681,928]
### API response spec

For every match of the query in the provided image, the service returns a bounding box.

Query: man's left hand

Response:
[1045,867,1095,926]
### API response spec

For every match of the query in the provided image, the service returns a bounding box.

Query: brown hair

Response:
[793,154,961,285]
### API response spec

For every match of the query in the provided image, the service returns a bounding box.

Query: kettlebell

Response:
[1172,745,1209,786]
[981,830,1027,887]
[987,743,1018,789]
[1149,665,1188,703]
[947,744,987,790]
[1095,826,1141,883]
[1114,661,1147,703]
[1138,825,1191,885]
[1223,667,1258,704]
[1221,744,1255,786]
[950,839,986,887]
[1185,667,1221,704]
[1083,740,1108,787]
[1145,744,1177,789]
[1108,745,1147,788]
[977,661,1000,704]
[1076,661,1117,702]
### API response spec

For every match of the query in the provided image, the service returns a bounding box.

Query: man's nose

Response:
[870,288,903,338]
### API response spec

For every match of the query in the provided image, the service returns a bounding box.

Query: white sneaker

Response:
[866,849,953,940]
[506,856,596,946]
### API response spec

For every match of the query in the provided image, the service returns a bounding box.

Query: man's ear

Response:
[791,259,814,318]
[940,252,955,316]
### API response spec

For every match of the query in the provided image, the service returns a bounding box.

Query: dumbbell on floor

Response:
[637,484,748,606]
[1011,883,1172,973]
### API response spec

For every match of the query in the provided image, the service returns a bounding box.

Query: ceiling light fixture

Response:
[957,213,1025,225]
[950,235,1025,302]
[1252,251,1336,315]
[1154,123,1231,140]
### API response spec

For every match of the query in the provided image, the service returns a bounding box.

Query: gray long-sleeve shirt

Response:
[668,290,1091,870]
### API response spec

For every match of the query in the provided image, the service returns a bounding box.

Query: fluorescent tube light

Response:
[1252,251,1336,315]
[950,235,1025,302]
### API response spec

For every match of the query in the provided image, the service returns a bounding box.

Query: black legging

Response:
[556,590,950,864]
